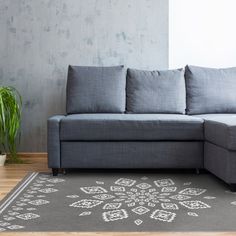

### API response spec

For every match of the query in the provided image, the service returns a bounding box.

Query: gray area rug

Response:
[0,171,236,232]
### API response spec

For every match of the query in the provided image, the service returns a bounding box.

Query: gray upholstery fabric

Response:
[126,68,186,114]
[47,115,65,168]
[60,114,204,141]
[194,114,236,150]
[66,65,126,114]
[185,65,236,114]
[61,141,203,168]
[204,142,236,183]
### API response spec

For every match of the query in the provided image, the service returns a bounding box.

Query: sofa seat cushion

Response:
[60,114,204,141]
[194,114,236,150]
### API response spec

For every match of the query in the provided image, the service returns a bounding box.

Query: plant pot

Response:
[0,154,6,166]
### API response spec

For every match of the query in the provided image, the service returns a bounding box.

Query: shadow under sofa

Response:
[47,65,236,191]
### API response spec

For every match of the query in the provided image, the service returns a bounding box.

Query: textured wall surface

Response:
[0,0,168,152]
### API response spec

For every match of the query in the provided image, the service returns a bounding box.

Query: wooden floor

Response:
[0,154,235,236]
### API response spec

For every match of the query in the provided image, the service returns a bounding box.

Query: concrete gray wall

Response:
[0,0,169,152]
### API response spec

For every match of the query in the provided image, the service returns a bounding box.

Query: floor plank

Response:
[0,154,235,236]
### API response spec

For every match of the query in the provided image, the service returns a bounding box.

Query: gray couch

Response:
[48,65,236,191]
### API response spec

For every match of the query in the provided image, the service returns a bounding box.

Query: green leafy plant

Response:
[0,86,22,163]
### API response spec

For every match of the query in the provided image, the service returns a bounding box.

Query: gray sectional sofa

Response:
[48,65,236,191]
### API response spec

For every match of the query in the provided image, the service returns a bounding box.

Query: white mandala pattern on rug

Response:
[66,195,80,198]
[154,179,174,187]
[26,208,37,211]
[28,199,50,206]
[4,217,15,221]
[70,199,103,208]
[179,188,206,196]
[161,187,177,192]
[16,213,40,220]
[188,212,199,217]
[204,196,216,199]
[69,177,213,226]
[47,178,65,183]
[179,201,211,209]
[80,186,107,194]
[79,211,91,216]
[136,183,152,190]
[103,209,128,222]
[115,178,136,187]
[169,194,191,201]
[150,209,176,222]
[132,206,150,215]
[38,188,58,194]
[110,186,125,192]
[0,174,65,231]
[93,194,115,200]
[103,203,122,210]
[134,219,143,225]
[0,222,10,227]
[161,203,179,210]
[8,212,19,216]
[7,225,25,230]
[0,174,219,230]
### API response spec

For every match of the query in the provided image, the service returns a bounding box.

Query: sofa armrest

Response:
[47,115,65,168]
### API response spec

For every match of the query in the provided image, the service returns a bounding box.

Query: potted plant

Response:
[0,86,22,165]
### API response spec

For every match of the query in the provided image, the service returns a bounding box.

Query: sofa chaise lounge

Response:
[48,65,236,191]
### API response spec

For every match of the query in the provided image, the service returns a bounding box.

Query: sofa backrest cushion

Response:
[185,65,236,114]
[126,68,186,114]
[66,65,126,114]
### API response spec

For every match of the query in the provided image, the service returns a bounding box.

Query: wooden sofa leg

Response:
[52,168,59,176]
[229,184,236,192]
